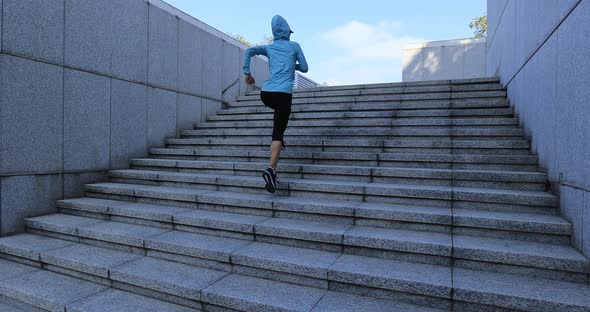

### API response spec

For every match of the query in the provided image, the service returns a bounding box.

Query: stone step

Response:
[0,258,197,312]
[20,214,588,282]
[1,252,441,312]
[106,170,558,209]
[150,149,539,172]
[182,127,526,137]
[210,108,515,121]
[245,77,501,96]
[56,196,570,244]
[169,137,532,156]
[130,158,547,191]
[224,98,510,115]
[233,91,508,107]
[0,233,453,309]
[453,268,590,312]
[194,117,519,129]
[241,82,504,100]
[215,106,514,120]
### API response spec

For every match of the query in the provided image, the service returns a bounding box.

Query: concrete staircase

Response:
[1,77,590,311]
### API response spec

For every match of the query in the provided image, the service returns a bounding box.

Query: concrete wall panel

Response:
[463,42,486,78]
[515,0,540,67]
[110,79,148,169]
[148,87,177,147]
[0,55,63,174]
[63,171,108,199]
[65,0,112,75]
[402,49,423,82]
[556,0,590,190]
[2,0,64,64]
[560,186,585,251]
[110,0,148,83]
[64,69,111,171]
[177,95,202,133]
[201,99,222,123]
[222,41,241,104]
[178,20,203,95]
[539,0,580,41]
[0,174,62,235]
[148,5,178,90]
[201,32,223,99]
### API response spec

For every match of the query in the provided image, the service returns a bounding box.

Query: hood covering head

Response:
[271,15,293,41]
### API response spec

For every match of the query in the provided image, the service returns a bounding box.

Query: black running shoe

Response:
[262,167,278,193]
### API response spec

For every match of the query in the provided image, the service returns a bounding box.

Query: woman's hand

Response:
[245,74,255,85]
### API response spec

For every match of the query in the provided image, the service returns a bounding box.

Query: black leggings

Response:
[260,91,293,142]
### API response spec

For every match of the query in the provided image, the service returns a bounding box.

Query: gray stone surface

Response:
[0,259,38,281]
[222,41,241,104]
[111,257,227,300]
[0,270,106,312]
[148,5,178,90]
[0,175,63,235]
[148,87,177,147]
[0,55,63,174]
[255,218,351,244]
[2,0,64,64]
[231,242,340,279]
[78,221,169,247]
[41,243,141,278]
[539,0,580,40]
[109,202,190,222]
[453,235,589,272]
[0,297,32,312]
[344,226,452,256]
[64,69,111,171]
[200,31,222,99]
[145,230,250,262]
[110,0,148,83]
[178,20,203,95]
[202,274,325,312]
[110,79,148,169]
[202,99,222,123]
[62,172,109,198]
[584,193,590,256]
[0,233,74,261]
[66,288,199,312]
[328,254,452,298]
[560,186,585,251]
[64,0,112,75]
[26,214,103,236]
[453,268,590,312]
[174,209,268,233]
[556,0,590,191]
[177,94,202,133]
[312,291,444,312]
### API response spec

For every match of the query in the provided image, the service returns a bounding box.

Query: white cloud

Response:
[311,20,424,85]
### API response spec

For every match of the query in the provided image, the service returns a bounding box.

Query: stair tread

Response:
[132,158,547,180]
[454,235,590,272]
[150,147,539,163]
[108,169,558,206]
[75,185,569,233]
[0,258,199,312]
[312,291,445,312]
[454,268,590,310]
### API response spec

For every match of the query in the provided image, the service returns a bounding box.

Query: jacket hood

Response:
[271,15,292,41]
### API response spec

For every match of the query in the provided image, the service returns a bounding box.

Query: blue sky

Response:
[165,0,486,85]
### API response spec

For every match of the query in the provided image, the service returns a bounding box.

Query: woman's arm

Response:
[294,43,308,73]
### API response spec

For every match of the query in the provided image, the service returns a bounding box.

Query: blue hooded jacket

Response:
[243,15,308,94]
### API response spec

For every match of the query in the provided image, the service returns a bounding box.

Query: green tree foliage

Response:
[229,33,252,47]
[469,14,487,38]
[229,34,274,47]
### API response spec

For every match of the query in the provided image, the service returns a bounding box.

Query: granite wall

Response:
[487,0,589,255]
[0,0,269,234]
